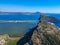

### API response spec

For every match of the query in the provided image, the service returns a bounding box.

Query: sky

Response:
[0,0,60,13]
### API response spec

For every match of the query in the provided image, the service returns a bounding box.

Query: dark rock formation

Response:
[17,26,38,45]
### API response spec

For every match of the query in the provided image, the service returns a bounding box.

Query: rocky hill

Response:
[24,14,60,45]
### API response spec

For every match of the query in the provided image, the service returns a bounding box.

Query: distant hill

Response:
[0,12,40,20]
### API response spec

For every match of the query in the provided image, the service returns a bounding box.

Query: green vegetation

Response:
[5,40,17,45]
[0,34,21,45]
[5,37,21,45]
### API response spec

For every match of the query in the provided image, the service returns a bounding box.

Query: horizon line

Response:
[0,11,60,14]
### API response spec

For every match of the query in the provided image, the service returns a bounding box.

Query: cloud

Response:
[0,5,60,13]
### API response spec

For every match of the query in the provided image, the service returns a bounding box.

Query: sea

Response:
[0,13,40,37]
[46,13,60,28]
[0,13,60,37]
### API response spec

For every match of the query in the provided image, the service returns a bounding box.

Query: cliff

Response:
[24,14,60,45]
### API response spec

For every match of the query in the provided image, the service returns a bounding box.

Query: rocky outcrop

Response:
[30,22,60,45]
[0,34,9,45]
[24,14,60,45]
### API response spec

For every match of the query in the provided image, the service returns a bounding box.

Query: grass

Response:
[5,37,21,45]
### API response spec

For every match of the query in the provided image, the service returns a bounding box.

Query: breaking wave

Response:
[0,20,39,23]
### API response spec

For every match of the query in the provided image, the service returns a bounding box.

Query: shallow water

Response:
[0,21,38,37]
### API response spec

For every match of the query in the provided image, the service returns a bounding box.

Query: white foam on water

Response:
[0,20,39,23]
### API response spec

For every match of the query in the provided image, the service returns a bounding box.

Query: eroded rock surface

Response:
[24,14,60,45]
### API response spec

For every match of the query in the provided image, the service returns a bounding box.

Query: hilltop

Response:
[24,14,60,45]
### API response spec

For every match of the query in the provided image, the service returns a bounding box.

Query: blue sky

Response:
[0,0,60,13]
